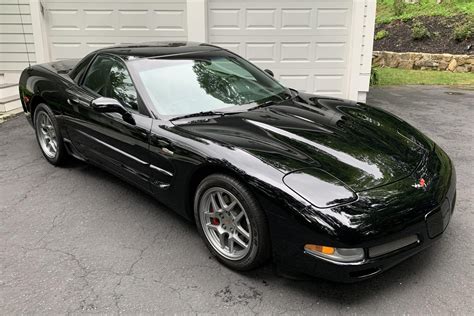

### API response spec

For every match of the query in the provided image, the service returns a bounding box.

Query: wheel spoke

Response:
[225,200,237,211]
[50,140,57,152]
[210,194,220,212]
[218,232,226,249]
[216,191,226,209]
[203,210,217,219]
[228,238,234,253]
[206,222,219,232]
[232,234,247,249]
[236,224,250,240]
[233,210,244,223]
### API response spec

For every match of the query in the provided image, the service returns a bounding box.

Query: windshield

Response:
[128,54,289,116]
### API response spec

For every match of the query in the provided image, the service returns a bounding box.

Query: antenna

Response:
[17,0,31,68]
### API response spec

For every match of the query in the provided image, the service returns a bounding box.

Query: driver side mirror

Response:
[264,69,274,77]
[90,97,135,125]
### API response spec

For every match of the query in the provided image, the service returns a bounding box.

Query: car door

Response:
[64,54,153,192]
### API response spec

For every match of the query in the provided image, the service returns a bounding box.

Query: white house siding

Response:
[43,0,188,60]
[0,0,36,75]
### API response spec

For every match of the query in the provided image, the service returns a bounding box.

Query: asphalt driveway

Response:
[1,86,473,314]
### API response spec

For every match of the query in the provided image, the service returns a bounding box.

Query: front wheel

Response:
[194,174,271,270]
[34,103,68,166]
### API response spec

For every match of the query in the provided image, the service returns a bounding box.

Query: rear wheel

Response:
[194,174,271,270]
[34,103,68,166]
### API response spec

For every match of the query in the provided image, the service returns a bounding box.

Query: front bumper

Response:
[267,146,456,283]
[274,195,455,282]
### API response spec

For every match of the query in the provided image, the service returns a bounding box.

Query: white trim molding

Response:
[347,0,376,102]
[30,0,50,63]
[186,0,208,43]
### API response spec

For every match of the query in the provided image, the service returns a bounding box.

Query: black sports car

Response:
[19,42,456,282]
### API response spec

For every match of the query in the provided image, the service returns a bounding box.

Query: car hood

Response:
[172,94,432,192]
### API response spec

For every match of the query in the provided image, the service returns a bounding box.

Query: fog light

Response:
[304,244,365,263]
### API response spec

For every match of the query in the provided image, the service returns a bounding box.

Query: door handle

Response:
[157,139,171,147]
[67,97,80,105]
[151,135,171,147]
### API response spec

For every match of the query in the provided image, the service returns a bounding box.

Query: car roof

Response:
[96,41,222,59]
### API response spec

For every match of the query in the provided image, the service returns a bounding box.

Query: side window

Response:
[82,55,138,111]
[83,55,114,95]
[70,54,95,83]
[107,61,138,111]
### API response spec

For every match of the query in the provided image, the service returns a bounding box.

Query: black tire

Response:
[194,173,271,270]
[34,103,69,166]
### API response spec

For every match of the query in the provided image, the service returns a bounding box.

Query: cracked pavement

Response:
[1,86,473,314]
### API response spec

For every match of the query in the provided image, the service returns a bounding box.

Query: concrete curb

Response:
[0,108,23,124]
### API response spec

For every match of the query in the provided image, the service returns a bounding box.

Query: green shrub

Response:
[453,22,473,41]
[411,22,431,40]
[393,0,406,16]
[375,29,389,40]
[370,67,379,86]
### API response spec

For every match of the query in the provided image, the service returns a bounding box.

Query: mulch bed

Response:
[373,15,473,55]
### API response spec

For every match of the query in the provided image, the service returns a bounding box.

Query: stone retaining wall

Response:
[372,51,474,73]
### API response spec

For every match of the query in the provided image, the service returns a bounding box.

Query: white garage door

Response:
[44,0,187,60]
[208,0,353,98]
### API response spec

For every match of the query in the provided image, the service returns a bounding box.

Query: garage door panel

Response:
[245,42,277,63]
[46,0,187,60]
[314,74,345,96]
[48,8,81,32]
[279,74,311,92]
[47,3,186,37]
[209,0,352,99]
[280,42,310,62]
[85,9,115,31]
[316,8,349,30]
[273,68,346,96]
[246,9,277,30]
[154,10,186,31]
[209,1,351,36]
[208,9,241,30]
[210,36,348,69]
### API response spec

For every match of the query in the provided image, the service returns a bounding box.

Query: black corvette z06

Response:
[19,42,456,282]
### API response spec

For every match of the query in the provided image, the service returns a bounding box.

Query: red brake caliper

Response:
[210,205,220,225]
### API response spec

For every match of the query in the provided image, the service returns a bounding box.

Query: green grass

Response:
[377,0,474,23]
[374,67,474,86]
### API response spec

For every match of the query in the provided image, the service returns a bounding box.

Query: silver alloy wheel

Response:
[36,112,58,159]
[199,187,252,260]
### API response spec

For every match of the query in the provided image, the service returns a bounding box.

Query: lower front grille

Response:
[368,235,420,258]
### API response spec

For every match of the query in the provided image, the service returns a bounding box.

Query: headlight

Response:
[304,244,365,263]
[283,169,357,208]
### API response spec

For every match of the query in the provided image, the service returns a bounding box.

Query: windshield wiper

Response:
[169,110,233,122]
[248,91,294,112]
[248,100,275,111]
